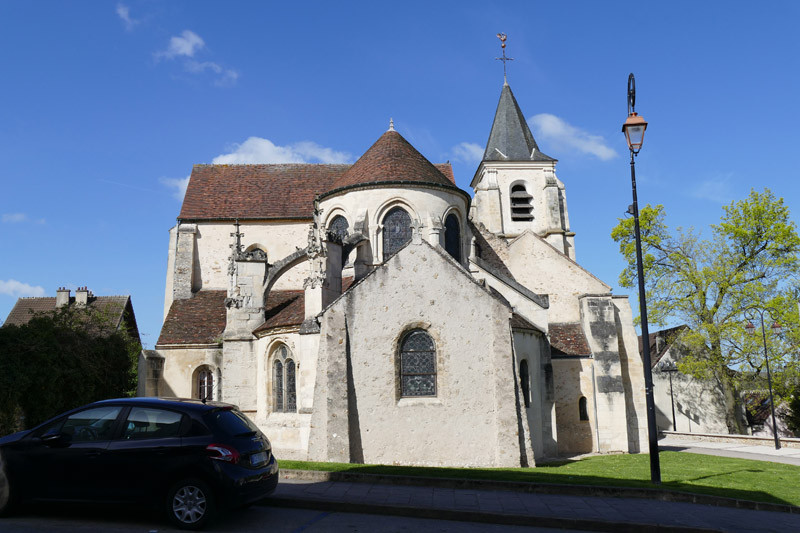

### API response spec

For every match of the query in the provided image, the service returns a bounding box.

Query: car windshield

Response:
[203,408,260,437]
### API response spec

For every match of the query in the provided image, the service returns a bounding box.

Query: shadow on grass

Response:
[280,459,797,508]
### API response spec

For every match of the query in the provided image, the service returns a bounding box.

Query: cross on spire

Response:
[495,33,513,84]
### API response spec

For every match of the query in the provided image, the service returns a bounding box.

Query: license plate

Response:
[250,451,267,465]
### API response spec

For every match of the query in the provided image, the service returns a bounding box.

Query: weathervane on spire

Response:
[495,33,513,83]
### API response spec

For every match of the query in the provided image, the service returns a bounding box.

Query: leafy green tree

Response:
[611,188,800,431]
[0,306,140,435]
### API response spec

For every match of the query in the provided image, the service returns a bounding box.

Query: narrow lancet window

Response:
[444,213,461,261]
[520,359,530,408]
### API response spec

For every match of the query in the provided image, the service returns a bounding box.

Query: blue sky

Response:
[1,1,798,348]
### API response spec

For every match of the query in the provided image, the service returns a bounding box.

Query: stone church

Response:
[151,80,648,467]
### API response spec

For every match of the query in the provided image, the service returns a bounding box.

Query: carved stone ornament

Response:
[224,296,243,309]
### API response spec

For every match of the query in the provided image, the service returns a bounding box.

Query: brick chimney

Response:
[56,287,70,307]
[75,286,89,307]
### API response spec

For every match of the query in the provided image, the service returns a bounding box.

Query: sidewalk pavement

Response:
[659,436,800,466]
[267,472,800,533]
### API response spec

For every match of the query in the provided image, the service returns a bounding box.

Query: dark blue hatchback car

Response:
[0,397,279,529]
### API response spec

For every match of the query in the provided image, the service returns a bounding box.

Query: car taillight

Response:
[206,443,241,464]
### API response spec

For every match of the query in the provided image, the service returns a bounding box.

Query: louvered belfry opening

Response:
[510,183,534,220]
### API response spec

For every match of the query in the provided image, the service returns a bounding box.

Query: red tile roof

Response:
[178,159,456,221]
[324,131,458,195]
[179,164,349,221]
[4,295,139,341]
[253,291,305,335]
[549,323,591,357]
[157,291,227,345]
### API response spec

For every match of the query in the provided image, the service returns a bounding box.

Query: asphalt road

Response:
[1,503,586,532]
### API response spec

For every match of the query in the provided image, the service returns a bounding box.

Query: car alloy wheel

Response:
[167,478,213,530]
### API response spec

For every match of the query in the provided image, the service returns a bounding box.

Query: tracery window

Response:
[399,330,436,397]
[444,213,461,261]
[328,215,350,268]
[272,345,297,413]
[195,366,214,401]
[579,396,589,421]
[382,207,412,259]
[520,359,530,408]
[510,183,534,221]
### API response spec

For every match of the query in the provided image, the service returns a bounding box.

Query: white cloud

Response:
[0,279,46,298]
[690,175,735,203]
[529,113,618,161]
[2,213,27,223]
[2,213,44,224]
[161,138,350,201]
[212,137,351,165]
[160,176,190,201]
[185,60,239,87]
[158,30,205,60]
[116,3,139,31]
[451,142,484,164]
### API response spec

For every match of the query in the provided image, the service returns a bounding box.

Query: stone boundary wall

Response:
[662,430,800,449]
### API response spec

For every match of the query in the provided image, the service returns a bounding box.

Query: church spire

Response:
[482,83,554,163]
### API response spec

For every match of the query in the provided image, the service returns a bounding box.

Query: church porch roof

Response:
[549,322,591,357]
[157,290,227,346]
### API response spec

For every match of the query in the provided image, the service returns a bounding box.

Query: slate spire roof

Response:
[325,130,459,194]
[483,83,554,162]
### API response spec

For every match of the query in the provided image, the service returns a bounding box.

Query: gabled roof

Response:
[549,322,591,357]
[639,325,689,367]
[4,294,140,342]
[483,83,554,163]
[322,130,461,197]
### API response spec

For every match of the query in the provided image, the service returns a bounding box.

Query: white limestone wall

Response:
[470,261,548,331]
[552,358,596,455]
[513,330,550,461]
[504,232,610,323]
[315,242,523,467]
[157,346,222,399]
[319,186,469,264]
[653,349,729,434]
[163,225,178,321]
[191,221,309,291]
[612,296,649,452]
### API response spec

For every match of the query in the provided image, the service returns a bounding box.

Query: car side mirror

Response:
[42,432,71,447]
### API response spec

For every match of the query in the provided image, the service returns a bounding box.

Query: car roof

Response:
[90,397,236,413]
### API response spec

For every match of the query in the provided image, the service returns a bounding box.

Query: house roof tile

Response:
[157,291,227,345]
[549,322,591,357]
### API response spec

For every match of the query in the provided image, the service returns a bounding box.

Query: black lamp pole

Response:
[658,361,679,431]
[623,73,661,484]
[745,307,782,450]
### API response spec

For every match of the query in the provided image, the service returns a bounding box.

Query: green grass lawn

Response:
[281,452,800,507]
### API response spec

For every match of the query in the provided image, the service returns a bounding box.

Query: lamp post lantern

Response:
[744,308,783,450]
[657,360,679,431]
[623,73,661,484]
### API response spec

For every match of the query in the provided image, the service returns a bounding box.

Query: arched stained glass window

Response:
[328,215,349,240]
[400,330,436,397]
[196,366,214,401]
[520,360,530,408]
[382,207,412,259]
[444,213,461,261]
[510,183,534,221]
[273,359,284,412]
[272,345,297,413]
[286,360,297,412]
[328,215,350,268]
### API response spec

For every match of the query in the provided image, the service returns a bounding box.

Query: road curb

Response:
[280,469,800,515]
[266,495,721,533]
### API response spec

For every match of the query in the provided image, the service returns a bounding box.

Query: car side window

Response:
[61,406,123,442]
[123,407,184,440]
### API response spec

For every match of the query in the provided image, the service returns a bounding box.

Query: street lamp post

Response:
[744,308,783,450]
[622,73,661,484]
[657,360,679,431]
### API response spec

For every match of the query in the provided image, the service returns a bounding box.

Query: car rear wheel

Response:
[166,478,214,530]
